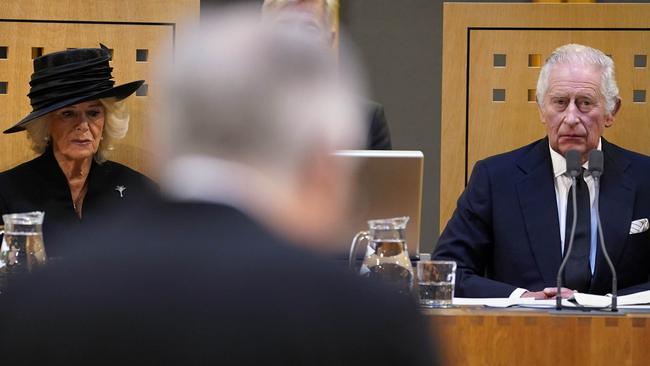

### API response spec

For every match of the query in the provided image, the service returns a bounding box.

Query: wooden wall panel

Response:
[427,309,650,366]
[0,0,199,176]
[468,30,650,173]
[441,4,650,234]
[0,1,199,24]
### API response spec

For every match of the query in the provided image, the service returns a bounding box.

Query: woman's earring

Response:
[44,136,50,142]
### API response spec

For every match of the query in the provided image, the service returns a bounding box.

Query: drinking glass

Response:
[0,211,46,292]
[417,260,456,308]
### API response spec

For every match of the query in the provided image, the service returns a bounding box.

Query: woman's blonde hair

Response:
[25,97,130,163]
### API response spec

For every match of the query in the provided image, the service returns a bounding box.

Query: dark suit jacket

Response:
[0,148,158,257]
[366,100,392,150]
[0,202,437,365]
[433,138,650,297]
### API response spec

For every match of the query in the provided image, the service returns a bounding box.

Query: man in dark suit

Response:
[262,0,392,150]
[0,9,435,365]
[434,43,650,299]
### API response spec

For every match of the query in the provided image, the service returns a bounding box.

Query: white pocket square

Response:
[630,218,649,234]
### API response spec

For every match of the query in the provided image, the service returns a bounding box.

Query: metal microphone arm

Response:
[592,175,618,312]
[588,149,617,311]
[556,149,582,310]
[556,176,578,310]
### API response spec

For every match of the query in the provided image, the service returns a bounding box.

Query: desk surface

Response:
[425,306,650,366]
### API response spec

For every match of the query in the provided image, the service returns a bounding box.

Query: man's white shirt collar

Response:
[549,138,602,178]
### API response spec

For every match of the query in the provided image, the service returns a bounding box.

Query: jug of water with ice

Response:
[0,211,47,291]
[348,216,413,292]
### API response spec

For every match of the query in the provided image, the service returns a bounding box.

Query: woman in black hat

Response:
[0,45,157,256]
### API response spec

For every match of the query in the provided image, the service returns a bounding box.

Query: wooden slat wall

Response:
[440,3,650,234]
[0,0,199,176]
[428,309,650,366]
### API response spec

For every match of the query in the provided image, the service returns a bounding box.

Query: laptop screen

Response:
[329,150,424,260]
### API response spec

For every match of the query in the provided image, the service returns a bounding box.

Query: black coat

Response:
[366,100,392,150]
[0,202,438,365]
[0,148,158,257]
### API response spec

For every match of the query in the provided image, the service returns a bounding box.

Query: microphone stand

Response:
[556,176,578,310]
[592,174,618,312]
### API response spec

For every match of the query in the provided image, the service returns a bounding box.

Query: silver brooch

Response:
[115,185,126,198]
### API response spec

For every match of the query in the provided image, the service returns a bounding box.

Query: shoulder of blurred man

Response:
[0,200,437,366]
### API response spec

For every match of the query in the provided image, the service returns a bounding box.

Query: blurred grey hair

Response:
[536,43,619,114]
[155,9,364,180]
[262,0,336,29]
[25,97,130,163]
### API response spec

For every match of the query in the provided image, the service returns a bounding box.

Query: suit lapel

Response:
[515,139,562,286]
[591,139,634,292]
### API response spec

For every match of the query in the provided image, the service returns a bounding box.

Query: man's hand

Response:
[520,291,548,299]
[521,287,575,299]
[543,287,575,299]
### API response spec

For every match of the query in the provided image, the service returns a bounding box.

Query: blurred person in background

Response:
[262,0,392,150]
[0,7,437,365]
[0,45,157,256]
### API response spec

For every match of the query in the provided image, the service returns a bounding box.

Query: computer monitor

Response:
[331,150,424,260]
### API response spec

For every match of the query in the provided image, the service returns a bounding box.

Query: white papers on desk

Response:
[573,290,650,307]
[452,297,514,307]
[453,297,574,308]
[453,290,650,309]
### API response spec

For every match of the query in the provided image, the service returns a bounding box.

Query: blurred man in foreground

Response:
[0,8,436,365]
[262,0,392,150]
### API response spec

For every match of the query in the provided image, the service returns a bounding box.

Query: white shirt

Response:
[510,139,601,298]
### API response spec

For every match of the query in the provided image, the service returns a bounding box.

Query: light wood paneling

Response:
[427,308,650,366]
[468,30,650,172]
[0,0,199,176]
[441,3,650,234]
[0,1,199,24]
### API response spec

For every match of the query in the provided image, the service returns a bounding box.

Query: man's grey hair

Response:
[156,9,364,180]
[536,44,619,114]
[25,97,130,163]
[262,0,337,30]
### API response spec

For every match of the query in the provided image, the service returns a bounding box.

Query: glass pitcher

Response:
[348,216,413,291]
[0,211,47,291]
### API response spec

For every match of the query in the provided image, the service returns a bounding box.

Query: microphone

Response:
[588,149,603,177]
[588,150,618,311]
[556,149,581,310]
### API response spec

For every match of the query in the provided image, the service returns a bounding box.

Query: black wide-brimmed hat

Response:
[3,44,144,134]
